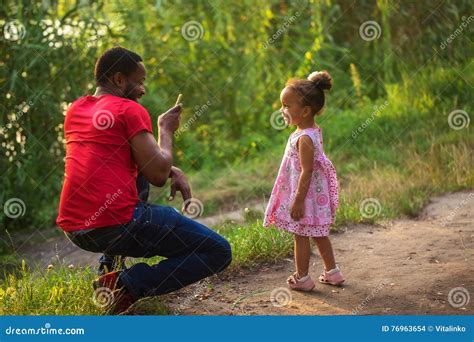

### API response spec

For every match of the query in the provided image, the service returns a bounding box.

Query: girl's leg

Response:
[313,236,336,271]
[294,234,311,277]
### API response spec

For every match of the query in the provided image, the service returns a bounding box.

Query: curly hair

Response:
[285,71,333,116]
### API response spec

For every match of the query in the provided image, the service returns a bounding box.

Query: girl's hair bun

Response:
[307,71,333,90]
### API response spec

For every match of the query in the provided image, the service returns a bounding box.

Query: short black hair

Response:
[94,46,143,86]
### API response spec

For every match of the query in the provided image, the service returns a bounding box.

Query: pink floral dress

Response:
[263,127,339,237]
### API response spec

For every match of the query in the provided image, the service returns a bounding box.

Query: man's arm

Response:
[130,105,181,187]
[130,130,172,187]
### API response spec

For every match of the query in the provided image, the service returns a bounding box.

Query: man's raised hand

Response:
[158,104,181,133]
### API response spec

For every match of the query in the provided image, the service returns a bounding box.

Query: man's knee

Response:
[211,237,232,273]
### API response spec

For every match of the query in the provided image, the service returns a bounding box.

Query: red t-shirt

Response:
[56,94,153,232]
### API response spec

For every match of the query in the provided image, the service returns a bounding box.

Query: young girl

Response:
[263,70,344,291]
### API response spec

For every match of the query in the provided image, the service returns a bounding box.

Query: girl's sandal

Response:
[318,268,345,286]
[286,272,315,292]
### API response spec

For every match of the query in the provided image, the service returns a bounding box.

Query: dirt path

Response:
[150,191,473,315]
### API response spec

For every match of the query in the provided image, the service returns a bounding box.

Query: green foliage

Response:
[1,0,472,241]
[1,1,114,234]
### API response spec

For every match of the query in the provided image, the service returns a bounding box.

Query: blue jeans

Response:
[96,173,151,275]
[66,177,232,300]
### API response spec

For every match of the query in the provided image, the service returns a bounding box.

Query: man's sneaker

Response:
[92,271,136,314]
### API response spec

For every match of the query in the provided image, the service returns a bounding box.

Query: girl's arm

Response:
[291,135,314,221]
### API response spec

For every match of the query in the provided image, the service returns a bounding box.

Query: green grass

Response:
[217,221,294,268]
[1,64,472,315]
[1,261,101,315]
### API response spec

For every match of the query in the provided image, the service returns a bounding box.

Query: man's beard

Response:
[124,83,138,102]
